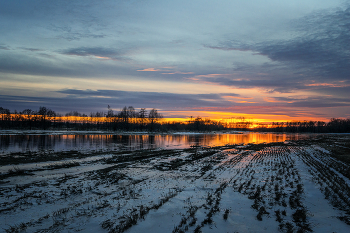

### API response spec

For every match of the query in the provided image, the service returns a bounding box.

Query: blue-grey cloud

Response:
[0,48,195,82]
[271,96,350,108]
[61,47,122,59]
[49,24,107,41]
[1,88,348,118]
[204,4,350,93]
[57,89,241,108]
[19,47,44,52]
[0,89,240,114]
[3,88,347,115]
[257,9,350,80]
[0,45,10,50]
[0,50,135,78]
[0,52,81,77]
[205,76,304,93]
[203,45,253,52]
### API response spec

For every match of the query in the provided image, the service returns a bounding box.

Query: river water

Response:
[0,132,313,154]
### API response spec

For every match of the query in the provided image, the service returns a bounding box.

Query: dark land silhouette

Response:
[0,106,349,133]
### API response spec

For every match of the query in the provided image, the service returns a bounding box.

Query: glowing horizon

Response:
[1,113,334,128]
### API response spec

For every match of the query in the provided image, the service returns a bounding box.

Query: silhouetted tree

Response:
[139,108,147,130]
[118,106,129,130]
[47,109,56,128]
[21,109,33,129]
[148,108,162,131]
[107,105,113,117]
[128,106,136,125]
[38,106,48,129]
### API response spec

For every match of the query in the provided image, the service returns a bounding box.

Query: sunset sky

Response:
[1,0,349,122]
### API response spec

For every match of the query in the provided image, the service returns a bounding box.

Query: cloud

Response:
[137,68,161,72]
[0,50,136,78]
[260,6,350,78]
[52,89,350,111]
[268,95,350,108]
[137,68,194,76]
[202,5,350,94]
[161,71,194,75]
[56,89,241,108]
[0,89,239,114]
[48,23,107,41]
[19,47,44,52]
[191,74,231,78]
[1,88,348,119]
[188,72,305,93]
[0,45,10,50]
[305,82,350,88]
[61,47,123,60]
[203,45,253,52]
[0,1,110,42]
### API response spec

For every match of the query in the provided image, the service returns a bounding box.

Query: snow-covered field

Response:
[1,134,350,232]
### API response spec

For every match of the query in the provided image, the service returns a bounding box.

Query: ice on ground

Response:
[1,134,350,232]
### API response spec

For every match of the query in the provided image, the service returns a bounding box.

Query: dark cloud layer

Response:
[205,5,350,94]
[19,47,44,52]
[271,96,350,108]
[0,45,10,50]
[258,7,350,80]
[56,89,241,109]
[1,88,348,118]
[0,89,240,114]
[62,47,122,58]
[0,51,136,78]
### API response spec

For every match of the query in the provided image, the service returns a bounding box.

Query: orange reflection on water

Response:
[58,133,299,148]
[172,133,294,148]
[0,133,306,153]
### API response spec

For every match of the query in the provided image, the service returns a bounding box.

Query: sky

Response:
[1,0,349,122]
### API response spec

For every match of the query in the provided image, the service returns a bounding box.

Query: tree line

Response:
[163,117,225,131]
[0,106,164,131]
[1,106,349,132]
[255,118,350,133]
[0,106,226,131]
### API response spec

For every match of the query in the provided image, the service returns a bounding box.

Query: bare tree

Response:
[38,106,48,129]
[107,105,114,118]
[148,108,162,131]
[22,109,33,129]
[127,106,136,124]
[139,108,147,130]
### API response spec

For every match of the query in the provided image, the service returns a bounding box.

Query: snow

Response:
[1,133,350,232]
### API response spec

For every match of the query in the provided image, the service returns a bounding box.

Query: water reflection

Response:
[0,133,310,153]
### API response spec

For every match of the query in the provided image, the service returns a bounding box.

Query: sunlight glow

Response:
[136,68,161,71]
[305,82,350,87]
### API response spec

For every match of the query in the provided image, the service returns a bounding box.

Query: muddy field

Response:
[1,134,350,233]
